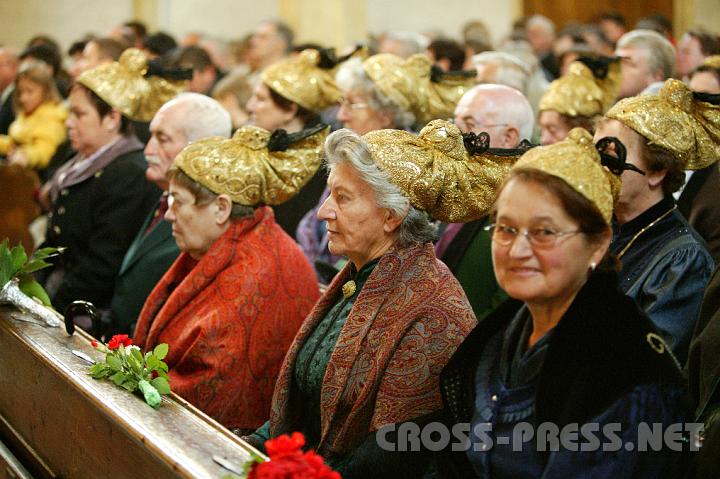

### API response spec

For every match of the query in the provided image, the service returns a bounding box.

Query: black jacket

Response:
[435,269,686,477]
[42,149,160,312]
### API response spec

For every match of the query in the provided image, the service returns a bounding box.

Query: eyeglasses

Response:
[485,223,581,248]
[339,97,369,111]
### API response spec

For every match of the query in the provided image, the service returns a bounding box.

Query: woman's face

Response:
[538,110,571,146]
[165,180,227,260]
[16,77,45,115]
[337,89,393,135]
[317,161,400,268]
[492,177,608,309]
[65,87,120,157]
[246,82,295,131]
[690,71,720,94]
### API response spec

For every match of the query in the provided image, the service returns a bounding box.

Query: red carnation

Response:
[107,334,132,350]
[91,339,98,348]
[265,432,305,459]
[248,433,341,479]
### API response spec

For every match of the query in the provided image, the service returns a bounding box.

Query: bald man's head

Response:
[454,84,534,148]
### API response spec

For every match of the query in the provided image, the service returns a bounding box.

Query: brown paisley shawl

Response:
[269,242,477,455]
[134,206,320,429]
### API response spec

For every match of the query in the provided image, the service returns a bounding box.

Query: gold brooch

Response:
[646,333,667,354]
[342,280,356,299]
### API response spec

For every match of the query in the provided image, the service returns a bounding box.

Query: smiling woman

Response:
[436,128,688,478]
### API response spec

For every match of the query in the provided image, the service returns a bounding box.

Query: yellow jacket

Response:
[0,101,67,169]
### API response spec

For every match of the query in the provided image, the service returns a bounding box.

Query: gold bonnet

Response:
[513,128,619,224]
[363,53,475,125]
[539,57,620,117]
[173,124,329,206]
[605,79,720,170]
[77,48,186,122]
[261,48,346,113]
[363,120,527,223]
[700,55,720,69]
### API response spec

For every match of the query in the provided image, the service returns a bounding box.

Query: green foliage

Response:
[88,339,172,409]
[0,239,61,306]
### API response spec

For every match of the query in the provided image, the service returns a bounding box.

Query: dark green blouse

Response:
[293,259,379,444]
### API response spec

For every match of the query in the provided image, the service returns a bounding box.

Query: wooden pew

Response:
[0,164,40,252]
[0,306,260,478]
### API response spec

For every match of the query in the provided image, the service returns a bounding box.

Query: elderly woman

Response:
[39,49,176,313]
[133,125,325,432]
[297,53,474,275]
[538,56,619,145]
[596,79,718,361]
[248,120,517,477]
[436,128,687,478]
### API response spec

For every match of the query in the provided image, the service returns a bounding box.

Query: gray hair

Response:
[617,29,676,80]
[163,92,233,141]
[527,15,556,36]
[336,57,416,129]
[324,129,437,247]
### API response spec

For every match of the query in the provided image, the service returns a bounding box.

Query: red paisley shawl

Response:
[269,242,477,455]
[134,207,320,429]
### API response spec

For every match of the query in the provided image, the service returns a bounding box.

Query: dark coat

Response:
[678,165,720,263]
[436,269,687,478]
[42,149,160,312]
[108,205,179,336]
[686,266,720,478]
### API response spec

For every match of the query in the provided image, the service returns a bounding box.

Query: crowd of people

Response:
[2,10,720,478]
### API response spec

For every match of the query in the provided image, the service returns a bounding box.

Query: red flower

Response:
[151,370,159,379]
[265,432,305,459]
[107,334,132,350]
[91,339,98,348]
[248,433,341,479]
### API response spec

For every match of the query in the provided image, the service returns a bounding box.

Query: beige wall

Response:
[0,0,133,50]
[0,0,717,55]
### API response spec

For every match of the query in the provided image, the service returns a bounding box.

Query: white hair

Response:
[527,14,556,36]
[161,92,233,141]
[459,84,535,143]
[324,129,437,246]
[617,29,676,80]
[381,31,429,57]
[335,57,416,129]
[472,51,531,93]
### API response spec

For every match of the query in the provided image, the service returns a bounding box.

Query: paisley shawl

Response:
[134,206,320,429]
[269,242,477,455]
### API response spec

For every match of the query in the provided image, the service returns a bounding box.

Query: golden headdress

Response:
[363,120,530,223]
[77,48,188,122]
[363,53,476,125]
[513,128,620,224]
[173,124,329,206]
[701,55,720,69]
[261,48,361,113]
[605,78,720,170]
[539,57,620,117]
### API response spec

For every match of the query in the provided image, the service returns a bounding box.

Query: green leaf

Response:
[121,379,138,392]
[17,275,52,307]
[89,363,110,379]
[0,246,12,286]
[157,360,169,373]
[128,349,144,375]
[145,354,159,371]
[151,376,171,395]
[20,259,52,274]
[32,246,61,260]
[153,343,169,361]
[106,354,123,371]
[10,245,27,275]
[110,371,127,386]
